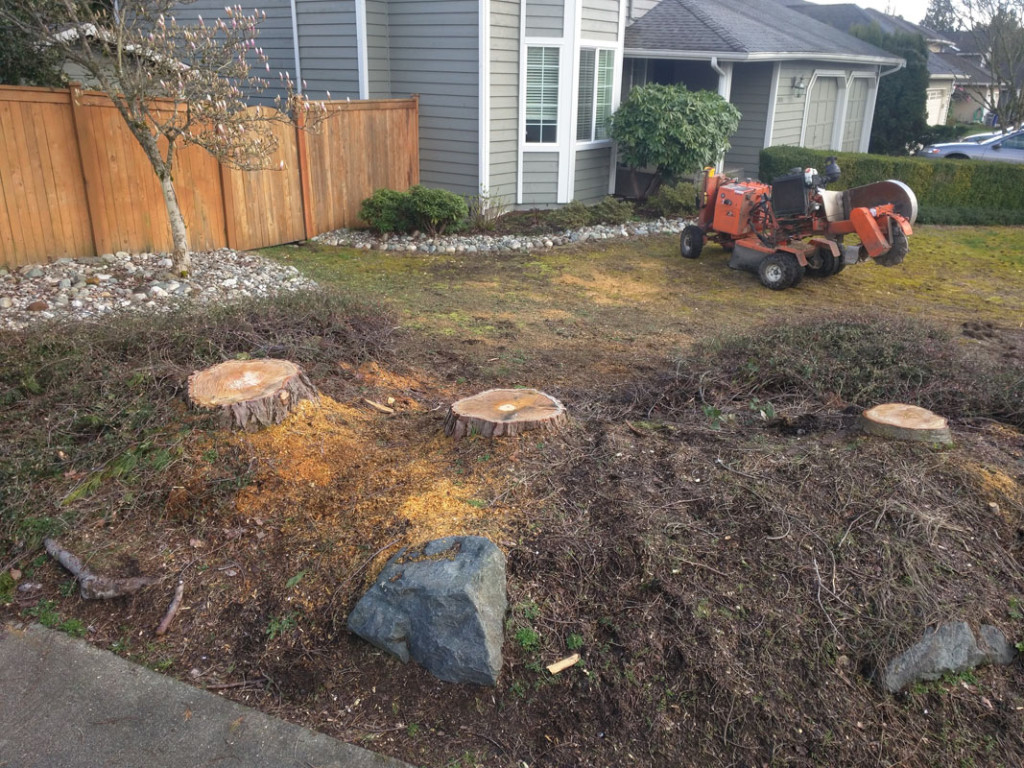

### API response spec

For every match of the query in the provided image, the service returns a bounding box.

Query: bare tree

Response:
[0,1,322,274]
[953,1,1024,130]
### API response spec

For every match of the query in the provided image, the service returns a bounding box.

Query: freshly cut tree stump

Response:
[444,388,566,439]
[860,403,952,445]
[188,358,318,430]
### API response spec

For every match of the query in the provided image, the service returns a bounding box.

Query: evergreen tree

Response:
[0,0,65,86]
[850,24,930,153]
[923,0,959,33]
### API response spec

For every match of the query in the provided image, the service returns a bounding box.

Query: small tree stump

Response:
[188,359,318,430]
[860,403,952,445]
[444,388,566,439]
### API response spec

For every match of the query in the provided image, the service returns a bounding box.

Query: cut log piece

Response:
[860,403,952,445]
[187,359,318,430]
[444,388,566,439]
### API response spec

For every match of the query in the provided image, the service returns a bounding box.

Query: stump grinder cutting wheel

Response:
[680,159,917,290]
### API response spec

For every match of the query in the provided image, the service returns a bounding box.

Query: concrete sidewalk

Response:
[0,622,413,768]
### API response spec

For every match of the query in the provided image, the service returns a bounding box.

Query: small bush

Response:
[406,185,469,236]
[589,196,635,225]
[646,182,699,218]
[550,200,594,230]
[358,188,411,234]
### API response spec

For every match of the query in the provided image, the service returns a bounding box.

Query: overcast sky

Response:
[810,0,932,26]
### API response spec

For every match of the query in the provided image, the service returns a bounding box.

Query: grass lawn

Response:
[2,226,1023,767]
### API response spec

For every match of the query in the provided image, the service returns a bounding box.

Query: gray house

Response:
[175,0,901,206]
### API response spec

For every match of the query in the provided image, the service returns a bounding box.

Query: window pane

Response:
[526,47,559,143]
[577,49,596,141]
[595,50,614,140]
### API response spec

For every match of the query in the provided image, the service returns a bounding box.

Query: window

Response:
[577,49,614,142]
[526,47,559,143]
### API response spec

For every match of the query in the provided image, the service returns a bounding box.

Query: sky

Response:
[810,0,933,25]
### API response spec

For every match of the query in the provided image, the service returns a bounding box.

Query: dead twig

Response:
[155,579,185,636]
[44,538,156,599]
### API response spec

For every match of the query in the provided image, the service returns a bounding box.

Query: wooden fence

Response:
[0,84,419,268]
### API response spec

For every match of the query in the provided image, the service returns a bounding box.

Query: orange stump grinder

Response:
[680,159,917,290]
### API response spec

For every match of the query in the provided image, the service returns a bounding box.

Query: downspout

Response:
[710,57,732,171]
[289,0,302,94]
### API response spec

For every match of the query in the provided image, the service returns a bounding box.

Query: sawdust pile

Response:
[228,395,519,583]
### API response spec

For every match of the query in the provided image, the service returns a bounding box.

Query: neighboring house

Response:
[784,1,993,126]
[622,0,904,178]
[172,0,900,206]
[946,29,1022,126]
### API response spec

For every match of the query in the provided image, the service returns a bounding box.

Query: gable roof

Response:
[623,0,902,65]
[784,2,951,44]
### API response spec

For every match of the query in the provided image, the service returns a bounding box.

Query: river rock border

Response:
[1,217,689,331]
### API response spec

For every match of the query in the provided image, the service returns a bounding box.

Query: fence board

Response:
[0,85,419,268]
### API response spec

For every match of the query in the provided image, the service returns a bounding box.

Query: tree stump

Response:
[444,388,566,439]
[860,403,952,445]
[187,359,318,430]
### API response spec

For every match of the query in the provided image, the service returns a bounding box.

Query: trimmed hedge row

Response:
[758,146,1024,225]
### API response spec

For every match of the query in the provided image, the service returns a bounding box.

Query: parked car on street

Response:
[917,128,1024,163]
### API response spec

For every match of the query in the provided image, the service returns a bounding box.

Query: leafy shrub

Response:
[405,185,468,236]
[646,181,699,218]
[611,84,741,182]
[759,146,1024,224]
[550,200,594,230]
[358,188,411,234]
[589,196,635,225]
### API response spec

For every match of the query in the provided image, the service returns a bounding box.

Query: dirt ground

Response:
[3,227,1024,767]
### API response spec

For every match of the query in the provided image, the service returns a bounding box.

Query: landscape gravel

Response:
[1,218,689,330]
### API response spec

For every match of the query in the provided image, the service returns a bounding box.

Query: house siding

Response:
[523,153,559,204]
[723,62,773,178]
[389,0,480,195]
[581,0,620,42]
[295,0,360,99]
[172,0,297,104]
[627,0,659,22]
[366,0,391,99]
[573,146,612,202]
[771,62,817,146]
[491,0,521,203]
[526,0,564,37]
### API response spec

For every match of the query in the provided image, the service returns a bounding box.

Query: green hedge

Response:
[758,146,1024,225]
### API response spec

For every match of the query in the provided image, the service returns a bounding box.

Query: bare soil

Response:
[3,228,1024,767]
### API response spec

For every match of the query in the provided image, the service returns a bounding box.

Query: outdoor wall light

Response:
[792,76,807,95]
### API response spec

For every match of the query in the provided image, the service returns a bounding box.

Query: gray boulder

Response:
[347,536,507,686]
[881,621,1016,693]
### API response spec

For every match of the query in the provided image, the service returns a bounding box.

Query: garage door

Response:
[805,77,839,149]
[842,78,870,151]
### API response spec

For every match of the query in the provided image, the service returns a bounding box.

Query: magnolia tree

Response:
[610,83,741,197]
[1,0,324,274]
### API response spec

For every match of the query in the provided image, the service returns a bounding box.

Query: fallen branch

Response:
[156,579,185,636]
[547,653,581,675]
[44,538,156,599]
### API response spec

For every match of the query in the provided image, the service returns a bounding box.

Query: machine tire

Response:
[758,252,802,290]
[679,225,704,259]
[805,246,837,278]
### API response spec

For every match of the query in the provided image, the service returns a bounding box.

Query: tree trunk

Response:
[159,172,191,276]
[860,403,953,445]
[444,388,567,439]
[188,359,318,430]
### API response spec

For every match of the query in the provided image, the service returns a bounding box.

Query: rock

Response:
[25,268,44,279]
[347,536,507,686]
[27,300,49,312]
[880,621,1016,693]
[101,253,118,264]
[0,297,12,309]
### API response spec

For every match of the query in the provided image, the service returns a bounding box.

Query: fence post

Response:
[219,162,239,251]
[410,95,420,186]
[67,83,100,257]
[295,110,315,239]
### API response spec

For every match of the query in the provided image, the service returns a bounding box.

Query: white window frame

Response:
[524,44,562,147]
[576,47,616,145]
